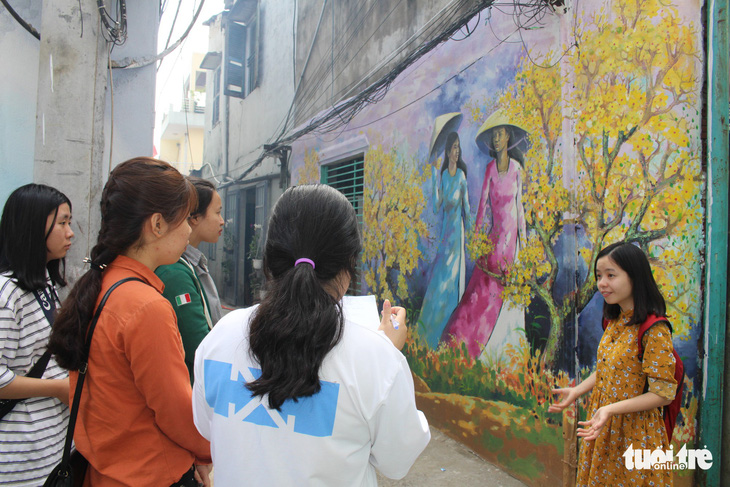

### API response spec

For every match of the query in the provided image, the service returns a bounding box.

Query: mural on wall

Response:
[418,113,472,349]
[291,0,704,485]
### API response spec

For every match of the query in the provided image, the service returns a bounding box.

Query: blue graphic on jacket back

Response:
[204,359,339,437]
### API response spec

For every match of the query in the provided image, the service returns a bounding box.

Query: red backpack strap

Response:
[637,314,672,360]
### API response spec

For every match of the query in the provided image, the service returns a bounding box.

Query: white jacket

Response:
[192,296,430,486]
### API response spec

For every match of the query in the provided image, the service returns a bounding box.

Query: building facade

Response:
[159,53,207,175]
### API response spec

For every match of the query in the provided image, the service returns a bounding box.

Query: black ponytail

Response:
[50,157,196,370]
[247,185,361,410]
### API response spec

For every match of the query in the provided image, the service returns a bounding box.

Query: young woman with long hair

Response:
[49,158,211,486]
[192,184,430,486]
[443,111,529,361]
[0,183,74,485]
[418,130,472,349]
[156,177,225,382]
[549,242,678,485]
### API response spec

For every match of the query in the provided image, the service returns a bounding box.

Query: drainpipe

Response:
[225,94,230,177]
[699,1,728,485]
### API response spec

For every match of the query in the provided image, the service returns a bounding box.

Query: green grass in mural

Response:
[511,416,563,454]
[404,327,571,422]
[497,451,544,481]
[481,429,504,452]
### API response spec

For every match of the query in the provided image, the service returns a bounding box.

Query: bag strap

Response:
[32,286,58,326]
[59,277,143,463]
[637,314,671,360]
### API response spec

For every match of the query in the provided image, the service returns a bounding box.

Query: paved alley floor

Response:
[377,427,527,487]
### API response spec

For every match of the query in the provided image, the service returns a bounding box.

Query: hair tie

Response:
[83,257,107,272]
[294,258,315,269]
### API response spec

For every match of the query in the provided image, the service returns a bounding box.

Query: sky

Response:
[154,0,225,149]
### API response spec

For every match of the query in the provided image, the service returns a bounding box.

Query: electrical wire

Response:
[267,0,373,145]
[287,0,397,131]
[184,81,195,169]
[293,0,480,135]
[294,0,406,126]
[239,0,498,182]
[78,0,84,38]
[111,0,206,69]
[241,0,570,181]
[450,11,480,41]
[108,44,115,175]
[277,0,440,141]
[328,0,461,112]
[98,0,128,45]
[162,0,185,53]
[1,0,40,40]
[294,0,485,130]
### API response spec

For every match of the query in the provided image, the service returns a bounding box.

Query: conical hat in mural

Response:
[475,109,531,156]
[428,112,463,161]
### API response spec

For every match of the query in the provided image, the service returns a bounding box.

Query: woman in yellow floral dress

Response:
[549,242,677,486]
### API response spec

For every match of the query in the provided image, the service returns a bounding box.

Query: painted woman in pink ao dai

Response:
[442,110,528,360]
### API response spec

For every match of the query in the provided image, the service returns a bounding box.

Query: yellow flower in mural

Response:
[298,148,321,184]
[466,229,495,264]
[362,139,428,302]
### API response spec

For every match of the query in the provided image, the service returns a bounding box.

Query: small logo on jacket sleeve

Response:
[175,293,192,306]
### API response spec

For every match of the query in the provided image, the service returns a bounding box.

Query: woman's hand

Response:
[548,387,580,413]
[378,300,407,350]
[577,406,613,441]
[194,464,212,487]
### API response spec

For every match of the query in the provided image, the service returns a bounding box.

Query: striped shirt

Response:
[0,273,69,486]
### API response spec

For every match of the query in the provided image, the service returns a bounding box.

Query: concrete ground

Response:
[377,427,527,487]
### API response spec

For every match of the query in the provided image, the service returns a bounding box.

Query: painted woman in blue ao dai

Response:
[418,131,472,348]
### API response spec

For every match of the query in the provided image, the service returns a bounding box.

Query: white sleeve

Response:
[368,356,431,479]
[0,302,20,389]
[192,344,212,441]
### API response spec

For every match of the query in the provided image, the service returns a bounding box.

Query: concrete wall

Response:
[0,2,42,210]
[202,14,225,178]
[289,1,709,485]
[31,0,158,283]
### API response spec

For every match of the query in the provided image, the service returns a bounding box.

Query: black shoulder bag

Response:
[0,286,59,419]
[44,277,142,487]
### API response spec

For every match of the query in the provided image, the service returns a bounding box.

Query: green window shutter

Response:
[224,20,246,98]
[322,156,364,294]
[321,156,364,224]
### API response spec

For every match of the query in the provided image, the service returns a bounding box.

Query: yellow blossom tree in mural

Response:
[569,0,702,341]
[470,0,701,367]
[363,140,428,302]
[298,148,321,184]
[496,53,570,367]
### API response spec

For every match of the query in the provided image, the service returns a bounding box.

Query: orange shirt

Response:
[69,256,211,486]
